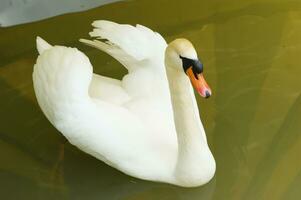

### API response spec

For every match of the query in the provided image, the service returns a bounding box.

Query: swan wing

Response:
[80,20,176,137]
[80,20,169,98]
[80,21,177,152]
[90,74,130,105]
[82,20,167,65]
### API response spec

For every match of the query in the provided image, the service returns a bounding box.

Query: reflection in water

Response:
[1,0,301,199]
[0,0,121,27]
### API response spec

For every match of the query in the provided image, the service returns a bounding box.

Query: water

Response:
[1,0,301,199]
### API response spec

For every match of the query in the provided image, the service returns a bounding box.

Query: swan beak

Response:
[186,67,212,98]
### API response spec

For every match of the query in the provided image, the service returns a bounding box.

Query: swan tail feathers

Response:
[36,36,52,54]
[33,44,92,110]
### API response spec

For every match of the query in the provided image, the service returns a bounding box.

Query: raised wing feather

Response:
[80,20,167,71]
[80,20,169,98]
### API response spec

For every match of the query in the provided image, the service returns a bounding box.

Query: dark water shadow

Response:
[0,77,68,198]
[63,148,216,200]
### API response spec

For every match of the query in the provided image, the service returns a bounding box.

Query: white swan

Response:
[32,20,215,187]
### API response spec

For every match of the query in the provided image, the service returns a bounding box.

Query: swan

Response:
[32,20,215,187]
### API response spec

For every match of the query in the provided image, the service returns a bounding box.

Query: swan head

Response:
[165,38,211,98]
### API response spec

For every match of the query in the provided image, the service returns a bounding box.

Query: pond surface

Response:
[1,0,301,199]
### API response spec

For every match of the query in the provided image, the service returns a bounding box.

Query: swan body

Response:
[33,20,215,187]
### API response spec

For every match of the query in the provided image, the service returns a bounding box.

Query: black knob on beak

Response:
[205,90,211,98]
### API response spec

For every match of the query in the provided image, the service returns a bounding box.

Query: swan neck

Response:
[165,62,214,184]
[165,66,207,147]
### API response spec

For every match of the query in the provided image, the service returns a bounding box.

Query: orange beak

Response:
[186,67,212,98]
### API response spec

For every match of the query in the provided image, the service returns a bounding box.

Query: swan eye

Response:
[179,56,203,75]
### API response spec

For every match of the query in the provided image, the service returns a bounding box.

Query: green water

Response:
[1,0,301,199]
